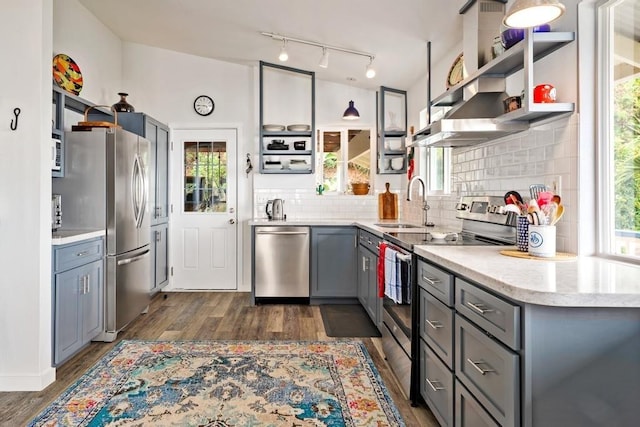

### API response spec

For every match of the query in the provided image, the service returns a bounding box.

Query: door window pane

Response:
[183,141,227,213]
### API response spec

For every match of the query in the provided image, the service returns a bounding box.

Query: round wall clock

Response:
[193,95,214,116]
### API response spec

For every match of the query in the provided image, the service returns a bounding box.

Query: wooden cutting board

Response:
[378,183,398,219]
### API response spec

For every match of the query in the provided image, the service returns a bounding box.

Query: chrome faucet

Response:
[407,176,434,227]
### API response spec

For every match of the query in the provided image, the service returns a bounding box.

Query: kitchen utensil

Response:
[550,204,565,225]
[501,24,551,50]
[293,141,306,150]
[516,216,529,251]
[529,184,547,200]
[503,95,522,113]
[352,182,370,196]
[287,124,310,132]
[263,124,285,132]
[378,183,398,219]
[504,190,523,205]
[265,199,285,220]
[533,84,557,103]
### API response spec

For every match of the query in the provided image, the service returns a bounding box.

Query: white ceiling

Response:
[78,0,468,91]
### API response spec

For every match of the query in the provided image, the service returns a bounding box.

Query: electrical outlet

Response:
[550,175,562,195]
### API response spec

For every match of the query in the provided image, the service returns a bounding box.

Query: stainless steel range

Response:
[379,195,516,404]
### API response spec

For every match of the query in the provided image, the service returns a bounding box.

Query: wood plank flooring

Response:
[0,292,438,427]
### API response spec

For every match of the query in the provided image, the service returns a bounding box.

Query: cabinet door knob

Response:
[228,219,236,224]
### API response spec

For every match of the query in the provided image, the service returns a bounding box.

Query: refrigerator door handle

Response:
[117,249,150,266]
[131,154,147,229]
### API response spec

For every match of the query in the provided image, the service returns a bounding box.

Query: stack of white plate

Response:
[287,124,310,132]
[263,124,285,132]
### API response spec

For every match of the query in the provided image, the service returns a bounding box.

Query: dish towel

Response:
[384,247,398,302]
[377,242,387,297]
[396,253,411,304]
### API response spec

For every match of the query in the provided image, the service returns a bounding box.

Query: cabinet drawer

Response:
[358,229,382,254]
[53,238,104,273]
[455,380,500,427]
[419,287,454,369]
[417,259,454,306]
[455,314,519,427]
[420,340,454,427]
[455,278,520,350]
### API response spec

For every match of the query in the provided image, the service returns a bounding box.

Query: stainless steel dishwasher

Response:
[254,226,310,301]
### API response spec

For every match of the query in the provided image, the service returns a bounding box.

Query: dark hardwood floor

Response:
[0,292,437,426]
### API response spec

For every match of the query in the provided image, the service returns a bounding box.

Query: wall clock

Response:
[193,95,214,116]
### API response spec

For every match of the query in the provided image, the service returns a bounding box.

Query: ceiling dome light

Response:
[342,100,360,120]
[278,40,289,62]
[319,47,329,68]
[365,57,376,79]
[503,0,566,28]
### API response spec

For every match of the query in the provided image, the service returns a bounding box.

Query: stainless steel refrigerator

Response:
[53,127,150,342]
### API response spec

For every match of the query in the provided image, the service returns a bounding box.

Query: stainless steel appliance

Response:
[254,226,309,302]
[51,194,62,230]
[265,198,285,220]
[380,195,516,404]
[52,127,151,342]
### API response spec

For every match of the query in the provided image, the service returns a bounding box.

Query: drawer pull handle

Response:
[466,301,494,315]
[76,250,89,257]
[426,378,445,391]
[466,358,495,375]
[425,319,443,329]
[422,275,441,286]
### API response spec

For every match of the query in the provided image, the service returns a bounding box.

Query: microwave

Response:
[51,138,61,171]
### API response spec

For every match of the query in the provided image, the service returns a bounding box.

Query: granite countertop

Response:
[248,218,435,237]
[414,245,640,308]
[52,229,105,246]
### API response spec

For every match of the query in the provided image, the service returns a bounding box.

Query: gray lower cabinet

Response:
[150,223,169,293]
[420,339,454,427]
[357,229,383,327]
[311,227,358,299]
[52,237,104,366]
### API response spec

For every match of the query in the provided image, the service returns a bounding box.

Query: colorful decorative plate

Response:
[52,54,83,95]
[446,53,465,89]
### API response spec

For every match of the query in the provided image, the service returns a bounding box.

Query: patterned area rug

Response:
[30,340,405,426]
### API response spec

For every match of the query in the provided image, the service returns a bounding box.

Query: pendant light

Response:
[503,0,566,28]
[342,100,360,120]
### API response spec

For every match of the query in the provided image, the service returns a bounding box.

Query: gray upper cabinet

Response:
[259,61,315,174]
[311,227,358,299]
[377,86,407,175]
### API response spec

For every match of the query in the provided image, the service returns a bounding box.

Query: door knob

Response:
[228,219,236,224]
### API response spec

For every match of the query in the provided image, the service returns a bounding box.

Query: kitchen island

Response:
[414,244,640,427]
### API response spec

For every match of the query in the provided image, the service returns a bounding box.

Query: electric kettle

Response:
[265,198,285,221]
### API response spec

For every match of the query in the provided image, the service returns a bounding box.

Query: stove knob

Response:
[456,203,468,211]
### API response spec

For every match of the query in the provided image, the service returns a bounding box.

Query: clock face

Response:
[194,95,214,116]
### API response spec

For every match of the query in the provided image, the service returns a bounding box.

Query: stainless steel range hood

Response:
[411,77,528,147]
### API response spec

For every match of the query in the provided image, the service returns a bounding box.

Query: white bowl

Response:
[391,158,404,170]
[263,124,285,132]
[430,232,448,239]
[388,139,403,150]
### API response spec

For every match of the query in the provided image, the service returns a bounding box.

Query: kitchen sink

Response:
[373,223,420,229]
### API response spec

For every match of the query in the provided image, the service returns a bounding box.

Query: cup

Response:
[516,216,529,252]
[533,84,556,103]
[528,225,556,257]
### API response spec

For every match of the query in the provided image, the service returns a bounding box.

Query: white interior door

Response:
[170,128,237,290]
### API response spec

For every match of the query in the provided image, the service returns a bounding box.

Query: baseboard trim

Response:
[0,366,56,391]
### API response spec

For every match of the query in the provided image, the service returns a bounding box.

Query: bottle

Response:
[112,92,135,112]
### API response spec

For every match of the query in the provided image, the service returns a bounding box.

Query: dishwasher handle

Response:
[256,231,309,235]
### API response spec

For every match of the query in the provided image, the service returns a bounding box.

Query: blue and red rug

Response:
[30,340,405,426]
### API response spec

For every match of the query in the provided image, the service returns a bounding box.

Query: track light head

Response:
[319,48,329,68]
[365,57,376,79]
[278,40,288,61]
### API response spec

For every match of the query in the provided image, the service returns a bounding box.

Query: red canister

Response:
[533,84,556,103]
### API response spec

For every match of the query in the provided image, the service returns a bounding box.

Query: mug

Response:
[528,225,556,257]
[533,84,556,103]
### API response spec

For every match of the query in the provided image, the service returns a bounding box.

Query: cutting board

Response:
[378,183,398,220]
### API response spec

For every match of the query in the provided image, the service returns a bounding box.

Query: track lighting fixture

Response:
[262,32,375,78]
[278,40,288,62]
[503,0,566,28]
[319,48,329,68]
[342,100,360,120]
[365,57,376,79]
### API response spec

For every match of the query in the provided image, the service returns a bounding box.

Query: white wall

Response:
[0,0,55,391]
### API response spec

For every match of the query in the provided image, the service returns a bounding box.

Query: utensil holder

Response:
[528,225,556,257]
[516,216,529,252]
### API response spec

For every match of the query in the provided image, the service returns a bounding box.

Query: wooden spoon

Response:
[551,204,564,225]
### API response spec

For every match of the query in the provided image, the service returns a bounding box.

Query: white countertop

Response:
[52,229,105,246]
[248,218,436,236]
[414,245,640,308]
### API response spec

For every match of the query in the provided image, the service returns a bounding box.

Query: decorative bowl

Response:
[351,183,370,195]
[501,24,551,50]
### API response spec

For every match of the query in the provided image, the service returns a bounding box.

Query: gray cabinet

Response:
[311,227,357,299]
[52,237,104,366]
[357,229,383,327]
[150,222,169,293]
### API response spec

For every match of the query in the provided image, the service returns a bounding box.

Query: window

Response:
[598,0,639,261]
[426,147,451,194]
[183,140,227,212]
[318,128,371,193]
